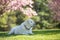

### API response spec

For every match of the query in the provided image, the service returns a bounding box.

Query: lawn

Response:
[0,29,60,40]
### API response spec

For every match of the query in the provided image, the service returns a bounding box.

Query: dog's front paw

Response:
[28,33,34,35]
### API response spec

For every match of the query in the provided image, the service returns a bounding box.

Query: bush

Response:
[0,10,29,31]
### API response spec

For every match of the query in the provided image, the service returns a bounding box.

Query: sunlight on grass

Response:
[0,29,60,40]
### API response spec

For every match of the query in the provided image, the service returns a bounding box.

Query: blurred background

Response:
[0,0,60,31]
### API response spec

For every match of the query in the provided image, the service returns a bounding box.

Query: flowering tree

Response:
[0,0,38,31]
[0,0,9,15]
[0,0,37,18]
[47,0,60,22]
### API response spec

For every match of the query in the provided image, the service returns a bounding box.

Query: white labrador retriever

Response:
[8,19,35,35]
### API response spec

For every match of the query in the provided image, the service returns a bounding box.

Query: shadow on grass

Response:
[0,31,17,37]
[33,29,60,35]
[0,31,27,37]
[0,29,60,37]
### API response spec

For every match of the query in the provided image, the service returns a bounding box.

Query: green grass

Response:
[0,29,60,40]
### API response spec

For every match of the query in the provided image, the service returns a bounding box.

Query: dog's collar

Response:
[24,25,31,30]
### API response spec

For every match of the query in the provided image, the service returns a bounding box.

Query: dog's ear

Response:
[27,20,30,24]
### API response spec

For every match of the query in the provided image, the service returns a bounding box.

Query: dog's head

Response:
[26,19,35,26]
[24,19,35,30]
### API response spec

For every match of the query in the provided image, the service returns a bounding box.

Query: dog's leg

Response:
[28,28,33,34]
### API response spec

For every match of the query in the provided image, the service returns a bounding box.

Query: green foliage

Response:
[33,0,49,12]
[32,16,40,22]
[0,10,28,31]
[32,0,54,29]
[15,10,29,25]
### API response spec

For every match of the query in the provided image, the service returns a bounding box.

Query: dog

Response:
[8,19,35,35]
